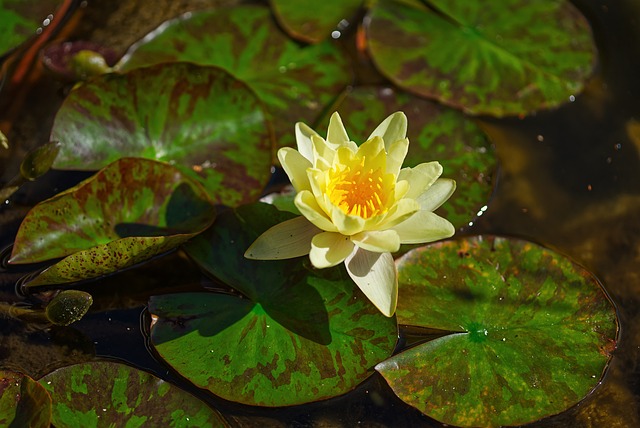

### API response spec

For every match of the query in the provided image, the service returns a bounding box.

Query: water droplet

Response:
[331,30,341,39]
[569,95,576,102]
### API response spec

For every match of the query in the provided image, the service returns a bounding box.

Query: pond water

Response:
[1,0,639,426]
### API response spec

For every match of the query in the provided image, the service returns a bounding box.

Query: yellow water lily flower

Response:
[245,112,456,316]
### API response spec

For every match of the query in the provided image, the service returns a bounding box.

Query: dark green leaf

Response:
[45,290,93,326]
[366,0,596,116]
[149,203,397,406]
[39,361,227,427]
[0,370,51,427]
[20,140,61,180]
[376,236,618,427]
[117,5,351,149]
[51,62,272,206]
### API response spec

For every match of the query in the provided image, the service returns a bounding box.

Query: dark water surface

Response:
[1,0,639,426]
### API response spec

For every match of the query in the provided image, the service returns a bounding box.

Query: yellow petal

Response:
[356,136,386,164]
[345,248,398,317]
[278,147,312,193]
[244,216,320,260]
[367,112,407,151]
[398,161,443,200]
[392,210,455,244]
[295,122,318,163]
[351,230,400,253]
[386,138,409,176]
[309,231,354,268]
[327,112,350,146]
[370,198,419,230]
[295,190,337,232]
[329,202,365,235]
[311,135,335,169]
[416,178,456,211]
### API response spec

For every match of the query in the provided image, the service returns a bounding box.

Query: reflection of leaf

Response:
[149,203,397,407]
[51,62,272,206]
[376,236,618,427]
[39,361,227,427]
[0,370,51,427]
[118,5,351,149]
[366,0,596,116]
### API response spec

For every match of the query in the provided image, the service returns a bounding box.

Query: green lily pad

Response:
[0,370,51,427]
[365,0,597,116]
[323,85,495,230]
[270,0,362,43]
[9,157,215,286]
[149,203,397,407]
[51,62,272,207]
[39,361,227,427]
[376,236,618,427]
[117,5,351,149]
[0,0,62,56]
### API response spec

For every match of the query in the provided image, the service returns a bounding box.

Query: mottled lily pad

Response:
[365,0,597,116]
[51,62,272,207]
[376,236,618,427]
[321,85,495,230]
[0,370,51,427]
[149,203,397,406]
[39,361,227,427]
[0,0,62,56]
[9,158,215,286]
[117,5,351,149]
[270,0,362,43]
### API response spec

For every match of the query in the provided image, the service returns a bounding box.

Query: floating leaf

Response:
[149,203,397,407]
[0,370,51,427]
[376,236,618,427]
[117,5,351,149]
[366,0,596,116]
[322,85,495,229]
[9,158,215,286]
[51,62,272,207]
[39,361,227,427]
[270,0,362,43]
[0,0,62,56]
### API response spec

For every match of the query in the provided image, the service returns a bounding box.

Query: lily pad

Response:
[270,0,362,43]
[323,85,495,230]
[117,5,351,149]
[365,0,597,116]
[149,203,397,406]
[0,0,62,56]
[9,157,215,286]
[376,236,618,427]
[39,361,227,427]
[0,370,51,427]
[51,62,272,207]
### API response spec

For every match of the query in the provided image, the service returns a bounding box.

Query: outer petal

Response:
[309,231,354,268]
[392,210,455,244]
[416,178,456,211]
[327,112,350,146]
[244,216,320,260]
[345,248,398,317]
[295,122,318,163]
[367,111,407,151]
[351,229,401,253]
[397,161,443,200]
[295,190,337,232]
[386,138,409,176]
[278,147,312,192]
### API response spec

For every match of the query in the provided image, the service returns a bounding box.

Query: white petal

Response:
[309,232,354,268]
[398,161,443,200]
[416,178,456,211]
[351,230,400,253]
[312,135,335,169]
[277,147,312,192]
[345,249,398,317]
[367,112,407,151]
[295,122,319,163]
[295,190,338,232]
[392,211,455,244]
[327,112,350,146]
[386,138,409,176]
[244,216,320,260]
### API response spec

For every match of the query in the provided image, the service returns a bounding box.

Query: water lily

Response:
[245,112,455,316]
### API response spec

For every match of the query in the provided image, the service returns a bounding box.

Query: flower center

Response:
[327,158,392,219]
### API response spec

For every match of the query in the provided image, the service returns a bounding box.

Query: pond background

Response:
[0,0,639,426]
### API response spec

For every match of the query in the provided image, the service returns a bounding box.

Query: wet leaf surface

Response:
[0,369,51,427]
[366,0,596,116]
[118,5,351,149]
[39,361,227,427]
[51,62,272,206]
[376,236,618,427]
[0,0,62,56]
[149,203,397,406]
